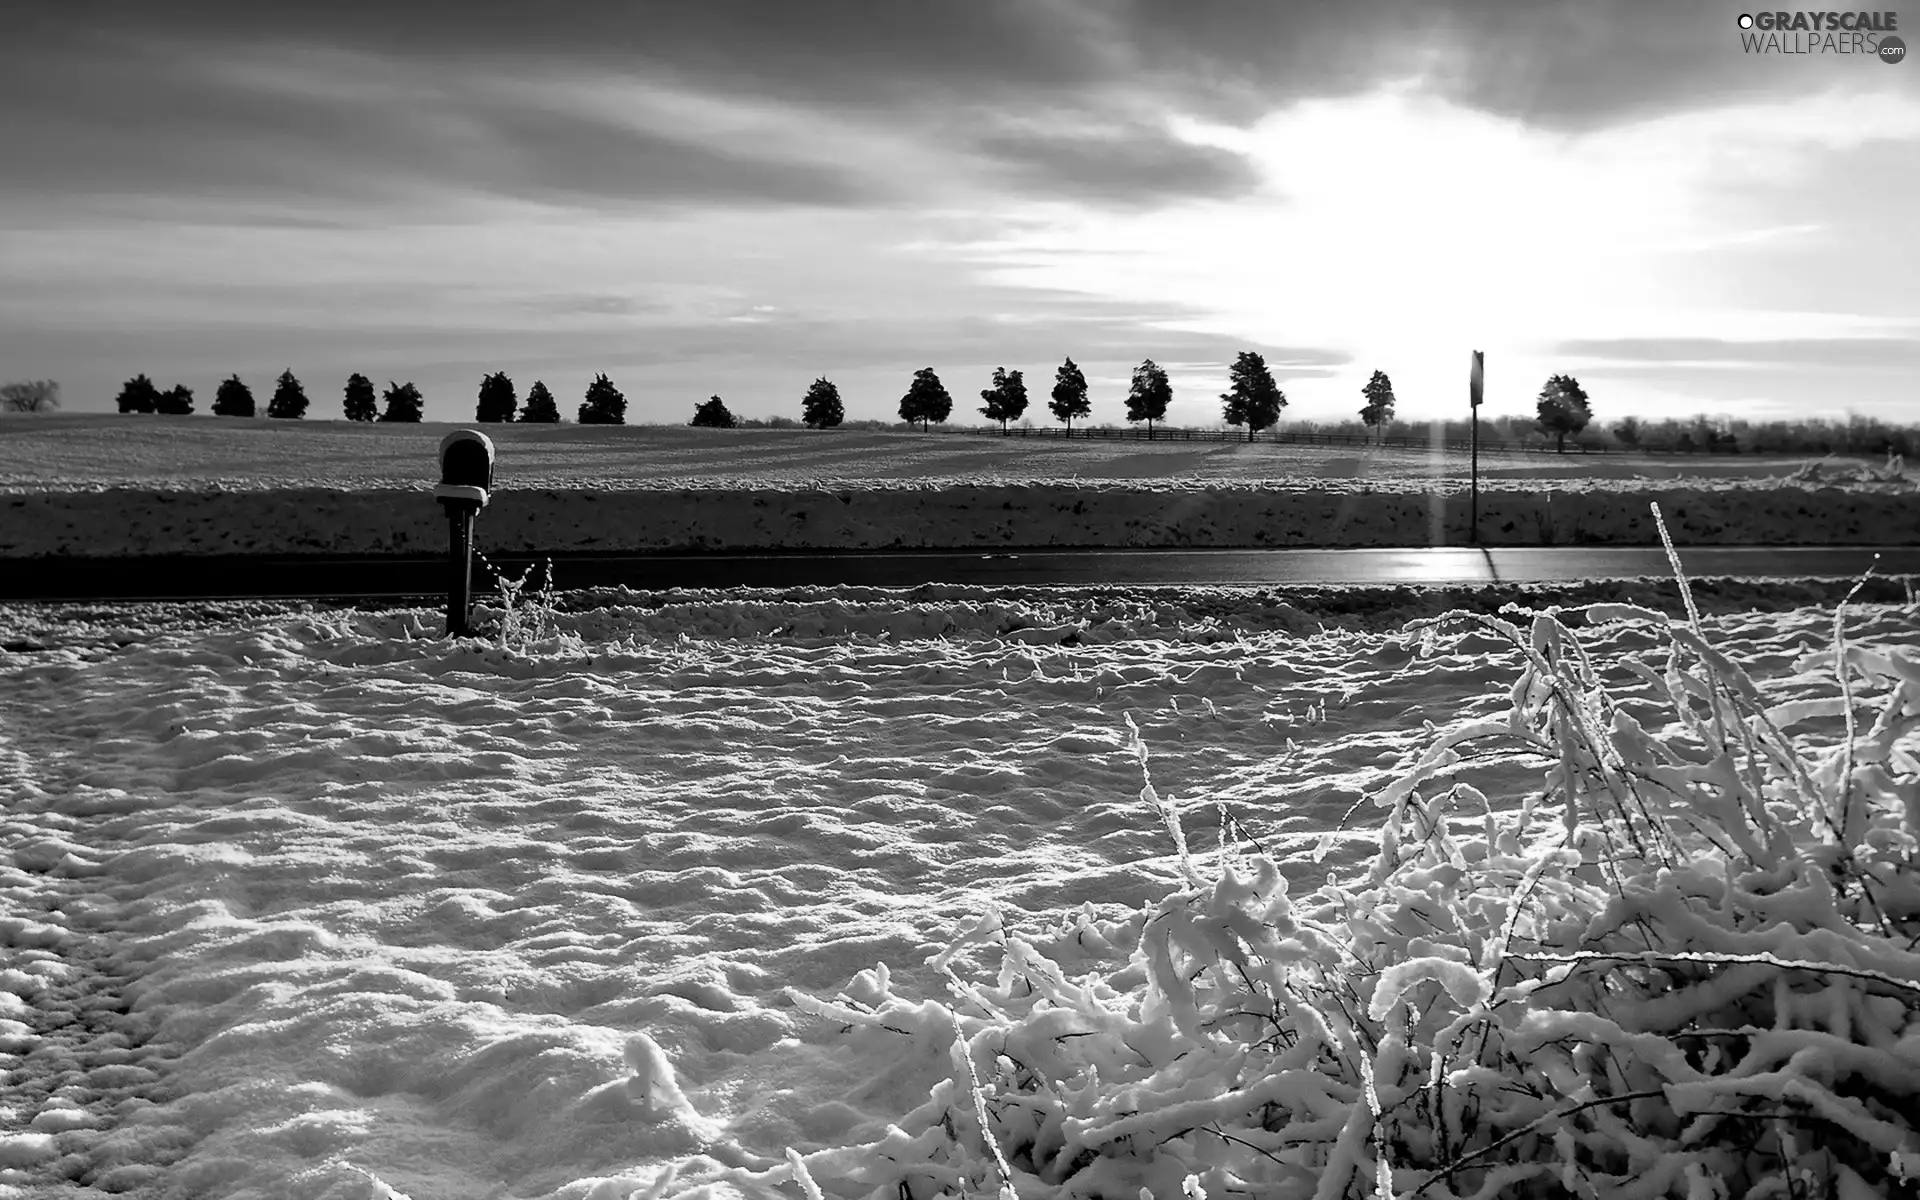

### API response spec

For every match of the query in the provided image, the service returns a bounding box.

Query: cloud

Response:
[1,35,886,211]
[966,116,1265,207]
[13,0,1836,218]
[1556,337,1920,369]
[19,0,1810,132]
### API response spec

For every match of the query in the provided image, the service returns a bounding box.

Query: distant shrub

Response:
[115,375,161,415]
[343,373,378,422]
[266,369,309,419]
[211,374,255,418]
[1220,351,1285,442]
[519,380,560,424]
[900,367,954,432]
[1125,359,1173,439]
[690,395,737,428]
[801,377,844,429]
[156,384,194,416]
[1534,373,1592,453]
[578,373,627,425]
[1049,357,1091,432]
[1358,369,1396,440]
[980,367,1030,434]
[0,380,59,413]
[476,371,517,423]
[378,381,424,423]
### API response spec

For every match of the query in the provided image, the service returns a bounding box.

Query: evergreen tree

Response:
[1359,370,1396,442]
[898,367,953,432]
[115,374,162,414]
[343,373,379,422]
[211,374,256,417]
[978,367,1029,434]
[476,371,517,423]
[378,381,424,423]
[267,369,310,419]
[578,373,627,424]
[1049,357,1091,432]
[156,384,195,416]
[800,377,843,428]
[1125,359,1172,439]
[1219,351,1285,442]
[1535,373,1593,454]
[519,379,560,423]
[691,395,737,428]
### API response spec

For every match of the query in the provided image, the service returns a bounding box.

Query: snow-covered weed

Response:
[475,551,585,653]
[1786,452,1909,487]
[772,509,1920,1200]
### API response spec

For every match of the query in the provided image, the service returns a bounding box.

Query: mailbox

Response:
[434,430,497,638]
[435,430,495,509]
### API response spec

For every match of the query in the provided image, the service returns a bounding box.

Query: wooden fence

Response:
[952,425,1782,455]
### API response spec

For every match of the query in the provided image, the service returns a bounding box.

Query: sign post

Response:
[433,430,496,638]
[1468,350,1484,545]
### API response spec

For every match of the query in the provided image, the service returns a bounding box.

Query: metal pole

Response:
[447,505,475,637]
[1470,411,1479,544]
[1469,349,1484,545]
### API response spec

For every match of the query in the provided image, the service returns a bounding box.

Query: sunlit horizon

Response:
[5,2,1916,427]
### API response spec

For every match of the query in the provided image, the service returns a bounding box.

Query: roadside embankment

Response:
[0,479,1912,556]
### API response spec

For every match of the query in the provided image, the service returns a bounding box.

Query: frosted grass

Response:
[0,554,1915,1198]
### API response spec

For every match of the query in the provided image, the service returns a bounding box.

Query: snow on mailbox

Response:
[434,430,496,637]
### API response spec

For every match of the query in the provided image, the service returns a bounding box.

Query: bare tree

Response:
[0,380,60,413]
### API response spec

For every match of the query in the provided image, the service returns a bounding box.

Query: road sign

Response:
[1470,350,1485,408]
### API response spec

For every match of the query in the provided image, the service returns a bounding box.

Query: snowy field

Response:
[4,417,1912,556]
[3,569,1918,1200]
[0,416,1861,493]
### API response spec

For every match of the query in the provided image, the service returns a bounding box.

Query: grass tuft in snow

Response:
[473,551,587,654]
[764,536,1920,1199]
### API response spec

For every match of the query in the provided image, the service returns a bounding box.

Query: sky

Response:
[4,0,1918,428]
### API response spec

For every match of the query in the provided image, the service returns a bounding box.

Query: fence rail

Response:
[951,425,1791,455]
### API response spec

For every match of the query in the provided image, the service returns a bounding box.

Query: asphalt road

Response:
[4,546,1917,602]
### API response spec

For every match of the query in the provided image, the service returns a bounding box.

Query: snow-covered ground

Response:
[4,417,1911,554]
[6,476,1917,557]
[2,578,1917,1200]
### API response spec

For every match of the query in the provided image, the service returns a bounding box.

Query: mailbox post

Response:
[434,430,496,638]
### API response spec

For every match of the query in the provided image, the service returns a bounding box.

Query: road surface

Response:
[3,546,1916,602]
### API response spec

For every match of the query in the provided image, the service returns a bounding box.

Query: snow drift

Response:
[3,477,1916,557]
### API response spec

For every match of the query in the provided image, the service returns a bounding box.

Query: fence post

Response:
[434,430,496,638]
[1469,350,1484,545]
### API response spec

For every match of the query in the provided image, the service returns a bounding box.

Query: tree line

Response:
[37,359,1896,459]
[105,370,628,424]
[693,352,1292,441]
[694,357,1597,452]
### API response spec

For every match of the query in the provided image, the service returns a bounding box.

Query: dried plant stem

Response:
[1505,950,1920,998]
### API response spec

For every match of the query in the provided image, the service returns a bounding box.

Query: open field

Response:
[0,414,1870,490]
[3,415,1912,554]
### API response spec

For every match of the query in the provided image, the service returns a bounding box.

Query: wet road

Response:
[3,546,1916,602]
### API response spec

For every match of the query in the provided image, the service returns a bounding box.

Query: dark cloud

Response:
[10,2,1117,105]
[2,28,882,210]
[8,0,1791,218]
[968,118,1265,208]
[1118,0,1795,132]
[1558,337,1920,368]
